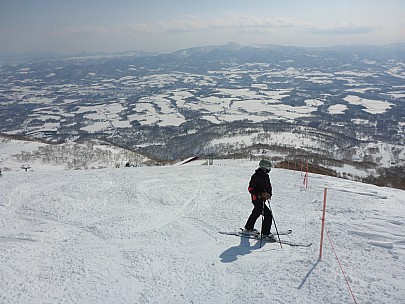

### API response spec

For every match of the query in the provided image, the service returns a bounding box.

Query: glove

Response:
[260,192,271,200]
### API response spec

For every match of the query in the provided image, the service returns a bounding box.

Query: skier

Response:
[243,159,274,239]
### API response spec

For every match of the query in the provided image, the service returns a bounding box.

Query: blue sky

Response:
[0,0,404,55]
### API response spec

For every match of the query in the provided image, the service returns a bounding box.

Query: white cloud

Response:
[61,14,314,36]
[305,22,381,35]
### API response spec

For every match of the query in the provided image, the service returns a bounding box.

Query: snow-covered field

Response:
[0,160,404,303]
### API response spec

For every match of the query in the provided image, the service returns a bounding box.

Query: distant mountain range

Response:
[0,43,404,186]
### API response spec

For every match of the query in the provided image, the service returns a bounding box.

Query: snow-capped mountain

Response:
[0,43,404,185]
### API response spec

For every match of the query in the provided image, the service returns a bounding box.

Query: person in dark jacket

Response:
[243,159,274,239]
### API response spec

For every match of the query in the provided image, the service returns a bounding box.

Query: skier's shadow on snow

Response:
[220,237,262,263]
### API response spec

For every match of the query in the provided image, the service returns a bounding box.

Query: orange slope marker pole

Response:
[305,160,309,188]
[319,187,328,260]
[300,157,303,176]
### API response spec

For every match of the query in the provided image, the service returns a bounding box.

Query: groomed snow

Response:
[0,160,404,303]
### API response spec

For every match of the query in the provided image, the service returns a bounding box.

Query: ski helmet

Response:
[259,159,272,171]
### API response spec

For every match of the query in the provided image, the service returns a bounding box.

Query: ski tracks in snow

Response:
[1,162,404,303]
[135,174,204,231]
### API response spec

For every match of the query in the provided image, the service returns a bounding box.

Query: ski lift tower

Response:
[21,164,31,172]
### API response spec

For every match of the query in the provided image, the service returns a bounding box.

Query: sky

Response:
[0,0,404,55]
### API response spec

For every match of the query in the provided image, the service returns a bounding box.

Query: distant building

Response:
[174,156,208,166]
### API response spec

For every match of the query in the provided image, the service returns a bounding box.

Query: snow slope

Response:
[0,136,150,171]
[0,160,404,304]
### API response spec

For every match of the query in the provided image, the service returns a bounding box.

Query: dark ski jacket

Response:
[248,168,272,202]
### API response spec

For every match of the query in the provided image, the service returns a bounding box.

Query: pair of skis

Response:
[219,228,312,247]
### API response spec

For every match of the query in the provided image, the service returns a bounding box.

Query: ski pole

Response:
[268,199,282,248]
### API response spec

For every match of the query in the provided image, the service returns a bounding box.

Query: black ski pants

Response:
[245,199,273,235]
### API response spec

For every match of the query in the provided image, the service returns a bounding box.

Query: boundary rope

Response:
[300,177,359,304]
[325,228,358,304]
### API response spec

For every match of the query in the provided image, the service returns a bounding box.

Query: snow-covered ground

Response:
[0,160,404,304]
